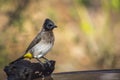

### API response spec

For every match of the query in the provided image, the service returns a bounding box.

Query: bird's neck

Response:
[42,28,53,32]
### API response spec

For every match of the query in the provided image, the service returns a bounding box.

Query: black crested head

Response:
[43,18,57,31]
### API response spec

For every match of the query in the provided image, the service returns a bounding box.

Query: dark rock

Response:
[4,60,55,80]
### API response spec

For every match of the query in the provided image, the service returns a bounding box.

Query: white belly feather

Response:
[31,42,53,58]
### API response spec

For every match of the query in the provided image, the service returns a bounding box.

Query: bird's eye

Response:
[48,24,52,27]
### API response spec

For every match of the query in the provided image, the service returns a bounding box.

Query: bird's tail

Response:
[9,52,33,64]
[9,56,24,64]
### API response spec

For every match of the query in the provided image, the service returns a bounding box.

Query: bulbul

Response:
[11,18,57,64]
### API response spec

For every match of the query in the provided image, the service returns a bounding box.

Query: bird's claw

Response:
[47,61,52,67]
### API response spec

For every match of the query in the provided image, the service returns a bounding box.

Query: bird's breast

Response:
[42,31,54,41]
[31,41,53,58]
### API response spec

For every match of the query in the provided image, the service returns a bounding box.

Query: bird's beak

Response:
[54,25,57,28]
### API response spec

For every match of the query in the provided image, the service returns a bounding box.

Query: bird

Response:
[10,18,57,65]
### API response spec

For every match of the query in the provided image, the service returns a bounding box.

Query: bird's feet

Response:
[42,57,51,67]
[36,58,45,70]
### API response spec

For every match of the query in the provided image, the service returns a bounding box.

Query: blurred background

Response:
[0,0,120,79]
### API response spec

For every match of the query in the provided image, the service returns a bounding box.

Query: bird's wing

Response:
[25,33,41,53]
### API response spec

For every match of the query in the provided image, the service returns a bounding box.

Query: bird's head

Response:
[43,18,57,31]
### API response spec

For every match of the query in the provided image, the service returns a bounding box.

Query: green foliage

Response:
[111,0,120,11]
[79,0,91,7]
